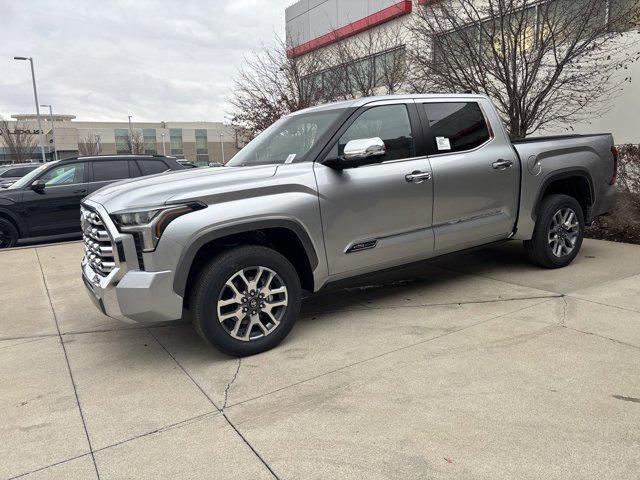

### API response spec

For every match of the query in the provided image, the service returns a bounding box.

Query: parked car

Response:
[0,155,184,248]
[0,163,41,188]
[177,160,198,169]
[80,94,617,356]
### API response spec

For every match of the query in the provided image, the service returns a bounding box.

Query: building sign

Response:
[0,128,42,135]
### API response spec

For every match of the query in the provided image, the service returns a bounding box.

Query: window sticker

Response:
[436,136,451,151]
[285,154,297,164]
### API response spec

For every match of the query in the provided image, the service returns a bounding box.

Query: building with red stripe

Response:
[284,0,640,144]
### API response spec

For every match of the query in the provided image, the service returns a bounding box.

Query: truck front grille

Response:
[81,206,116,277]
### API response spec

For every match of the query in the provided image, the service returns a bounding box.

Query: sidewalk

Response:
[1,239,639,479]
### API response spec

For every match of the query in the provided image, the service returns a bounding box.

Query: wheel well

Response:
[183,227,315,309]
[0,212,20,235]
[539,175,593,221]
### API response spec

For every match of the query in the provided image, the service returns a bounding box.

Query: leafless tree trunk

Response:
[0,117,38,163]
[78,132,102,156]
[408,0,640,138]
[126,130,145,154]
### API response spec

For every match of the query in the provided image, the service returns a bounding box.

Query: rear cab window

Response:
[421,102,491,155]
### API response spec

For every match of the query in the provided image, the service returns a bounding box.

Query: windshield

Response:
[8,162,51,189]
[227,109,344,167]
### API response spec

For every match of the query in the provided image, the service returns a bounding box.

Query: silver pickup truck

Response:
[81,94,617,356]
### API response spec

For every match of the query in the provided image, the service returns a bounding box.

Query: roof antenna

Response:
[463,89,474,94]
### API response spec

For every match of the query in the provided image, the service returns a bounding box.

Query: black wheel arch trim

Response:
[532,168,595,222]
[173,218,319,297]
[0,207,27,236]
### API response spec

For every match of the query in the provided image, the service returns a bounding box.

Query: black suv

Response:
[0,163,40,188]
[0,155,185,248]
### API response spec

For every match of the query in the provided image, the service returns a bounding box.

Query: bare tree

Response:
[330,21,409,98]
[228,36,335,140]
[0,117,38,163]
[126,130,145,154]
[408,0,640,138]
[78,132,102,156]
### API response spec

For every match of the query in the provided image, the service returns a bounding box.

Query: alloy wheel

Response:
[216,266,288,341]
[548,207,580,257]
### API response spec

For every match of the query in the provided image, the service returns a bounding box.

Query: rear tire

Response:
[190,245,301,357]
[0,218,18,249]
[524,194,584,268]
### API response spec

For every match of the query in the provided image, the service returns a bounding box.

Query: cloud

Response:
[0,0,291,122]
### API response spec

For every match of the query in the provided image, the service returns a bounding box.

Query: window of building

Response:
[92,160,131,182]
[114,129,129,154]
[170,129,183,155]
[138,160,169,176]
[143,129,157,154]
[301,46,406,100]
[41,163,85,186]
[336,104,414,162]
[609,0,640,32]
[195,129,208,158]
[422,103,491,154]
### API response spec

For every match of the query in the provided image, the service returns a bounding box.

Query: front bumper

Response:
[81,200,183,324]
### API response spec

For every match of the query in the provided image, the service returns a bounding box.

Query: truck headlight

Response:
[111,202,205,252]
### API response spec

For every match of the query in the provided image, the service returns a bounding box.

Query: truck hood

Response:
[87,164,278,212]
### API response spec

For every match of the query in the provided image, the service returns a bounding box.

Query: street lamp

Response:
[128,115,133,137]
[13,56,46,163]
[40,104,58,161]
[219,131,225,164]
[161,132,166,156]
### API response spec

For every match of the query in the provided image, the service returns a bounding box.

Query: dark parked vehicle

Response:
[177,160,198,169]
[0,163,41,189]
[0,155,184,248]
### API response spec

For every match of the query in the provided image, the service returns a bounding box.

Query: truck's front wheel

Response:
[190,245,301,357]
[524,194,585,268]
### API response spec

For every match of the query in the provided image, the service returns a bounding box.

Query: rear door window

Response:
[137,160,170,176]
[92,161,131,182]
[422,102,491,154]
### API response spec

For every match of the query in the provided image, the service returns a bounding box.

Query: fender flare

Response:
[172,218,319,297]
[531,168,595,221]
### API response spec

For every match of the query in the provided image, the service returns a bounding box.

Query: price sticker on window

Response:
[436,136,451,151]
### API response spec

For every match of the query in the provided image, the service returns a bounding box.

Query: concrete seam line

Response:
[6,453,93,480]
[34,249,101,480]
[145,328,281,480]
[561,325,640,350]
[564,295,640,315]
[434,264,563,295]
[225,296,555,412]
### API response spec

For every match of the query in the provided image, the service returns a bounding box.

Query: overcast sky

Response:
[0,0,291,123]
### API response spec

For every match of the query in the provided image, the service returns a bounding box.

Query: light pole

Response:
[14,56,46,163]
[40,104,58,161]
[161,132,166,155]
[219,131,225,164]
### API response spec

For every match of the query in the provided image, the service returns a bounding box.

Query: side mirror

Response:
[343,137,386,161]
[30,179,46,192]
[324,137,387,170]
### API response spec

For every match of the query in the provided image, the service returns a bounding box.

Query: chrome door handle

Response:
[405,171,431,183]
[492,159,514,170]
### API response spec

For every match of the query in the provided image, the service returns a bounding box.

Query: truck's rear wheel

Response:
[190,245,301,357]
[524,194,585,268]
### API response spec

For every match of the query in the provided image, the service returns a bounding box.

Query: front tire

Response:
[0,218,18,249]
[190,245,301,357]
[524,194,585,268]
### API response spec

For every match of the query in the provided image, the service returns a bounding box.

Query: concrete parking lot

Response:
[1,239,639,479]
